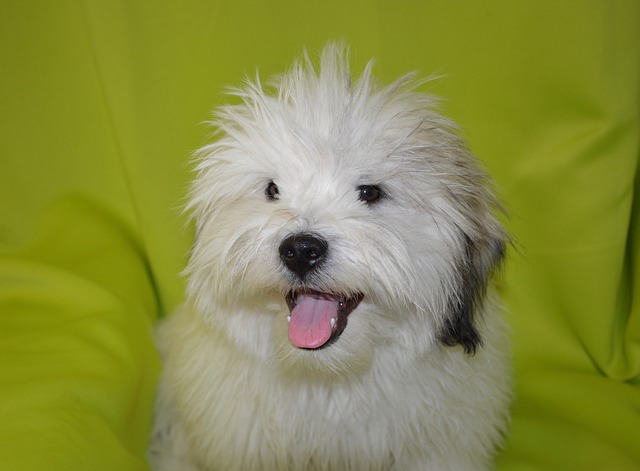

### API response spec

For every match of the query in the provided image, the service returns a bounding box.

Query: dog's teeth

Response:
[287,315,291,323]
[330,318,336,329]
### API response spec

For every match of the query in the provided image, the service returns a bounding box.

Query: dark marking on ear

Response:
[440,304,482,355]
[439,233,506,355]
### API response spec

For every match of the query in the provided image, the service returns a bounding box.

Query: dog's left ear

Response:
[439,234,506,355]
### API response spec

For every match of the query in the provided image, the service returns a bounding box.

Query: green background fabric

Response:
[1,1,638,469]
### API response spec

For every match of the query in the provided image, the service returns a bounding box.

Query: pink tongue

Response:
[288,293,339,349]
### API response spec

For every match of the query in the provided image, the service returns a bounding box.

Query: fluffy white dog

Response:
[150,44,511,471]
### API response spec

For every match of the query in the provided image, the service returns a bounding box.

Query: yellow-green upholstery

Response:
[1,2,638,469]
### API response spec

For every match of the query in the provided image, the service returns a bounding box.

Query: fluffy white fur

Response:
[150,44,511,471]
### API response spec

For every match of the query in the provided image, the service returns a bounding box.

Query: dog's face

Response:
[186,46,506,374]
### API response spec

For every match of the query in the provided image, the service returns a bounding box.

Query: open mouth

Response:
[285,290,364,349]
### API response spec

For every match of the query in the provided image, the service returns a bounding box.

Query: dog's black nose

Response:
[279,233,328,278]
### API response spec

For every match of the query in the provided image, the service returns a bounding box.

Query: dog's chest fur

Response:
[152,302,509,471]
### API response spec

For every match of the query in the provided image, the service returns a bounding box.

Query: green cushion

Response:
[1,1,638,469]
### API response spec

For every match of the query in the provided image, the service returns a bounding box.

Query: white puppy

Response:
[151,44,511,471]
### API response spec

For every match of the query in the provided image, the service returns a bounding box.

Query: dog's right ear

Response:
[439,234,505,355]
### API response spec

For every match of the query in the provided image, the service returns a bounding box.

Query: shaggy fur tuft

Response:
[150,43,511,471]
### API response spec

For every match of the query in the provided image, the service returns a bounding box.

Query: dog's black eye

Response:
[265,181,279,201]
[357,185,383,204]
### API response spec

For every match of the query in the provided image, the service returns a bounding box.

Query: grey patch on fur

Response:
[440,234,505,354]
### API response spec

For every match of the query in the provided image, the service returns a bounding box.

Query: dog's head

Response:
[186,44,507,373]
